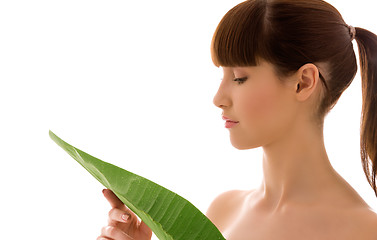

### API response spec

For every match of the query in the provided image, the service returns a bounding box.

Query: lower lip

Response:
[225,121,239,128]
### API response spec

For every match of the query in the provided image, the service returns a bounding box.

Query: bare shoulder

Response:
[206,189,254,232]
[344,206,377,239]
[359,208,377,239]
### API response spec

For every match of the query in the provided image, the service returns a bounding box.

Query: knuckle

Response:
[105,226,115,236]
[101,226,108,235]
[108,208,126,222]
[109,208,120,218]
[108,208,115,218]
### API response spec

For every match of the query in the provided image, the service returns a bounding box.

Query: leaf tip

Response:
[49,130,57,141]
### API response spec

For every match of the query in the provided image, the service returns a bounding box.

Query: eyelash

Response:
[233,77,247,85]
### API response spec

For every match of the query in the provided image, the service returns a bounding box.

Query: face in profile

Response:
[213,61,300,150]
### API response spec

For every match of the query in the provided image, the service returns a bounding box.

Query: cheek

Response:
[240,87,280,123]
[240,85,296,146]
[230,87,281,149]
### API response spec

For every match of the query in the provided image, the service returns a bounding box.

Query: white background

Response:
[1,0,376,239]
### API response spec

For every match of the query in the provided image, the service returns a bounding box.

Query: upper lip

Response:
[222,115,239,122]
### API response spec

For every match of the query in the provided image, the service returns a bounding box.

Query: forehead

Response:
[221,61,276,75]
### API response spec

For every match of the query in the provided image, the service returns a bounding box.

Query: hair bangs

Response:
[211,1,268,67]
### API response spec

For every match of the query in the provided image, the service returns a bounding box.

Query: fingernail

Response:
[122,213,130,222]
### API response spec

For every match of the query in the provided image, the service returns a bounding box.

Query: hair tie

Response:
[348,25,356,41]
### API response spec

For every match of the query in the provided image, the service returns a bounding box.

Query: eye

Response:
[233,77,247,85]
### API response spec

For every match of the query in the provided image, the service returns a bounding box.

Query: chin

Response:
[229,130,263,150]
[230,140,260,150]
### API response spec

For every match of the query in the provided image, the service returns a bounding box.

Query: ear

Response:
[295,63,320,102]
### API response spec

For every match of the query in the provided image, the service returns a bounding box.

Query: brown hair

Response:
[211,0,377,197]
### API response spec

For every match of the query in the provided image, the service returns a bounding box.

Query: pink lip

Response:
[225,121,239,128]
[222,115,239,128]
[222,115,238,121]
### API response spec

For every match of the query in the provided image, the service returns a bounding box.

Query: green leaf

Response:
[49,130,226,240]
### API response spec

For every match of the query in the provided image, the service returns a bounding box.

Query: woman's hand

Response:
[97,189,153,240]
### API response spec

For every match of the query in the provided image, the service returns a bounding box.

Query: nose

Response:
[213,78,230,109]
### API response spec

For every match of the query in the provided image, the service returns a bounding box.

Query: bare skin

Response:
[207,61,377,239]
[97,189,152,240]
[97,61,377,239]
[206,189,377,240]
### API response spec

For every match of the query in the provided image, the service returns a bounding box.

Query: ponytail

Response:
[355,27,377,197]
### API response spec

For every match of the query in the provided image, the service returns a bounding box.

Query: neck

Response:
[256,118,340,213]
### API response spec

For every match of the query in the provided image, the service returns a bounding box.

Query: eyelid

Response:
[233,77,248,82]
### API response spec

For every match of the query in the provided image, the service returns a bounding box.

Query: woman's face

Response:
[213,60,299,150]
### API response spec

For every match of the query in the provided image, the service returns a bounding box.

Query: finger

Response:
[103,189,139,226]
[108,208,131,224]
[96,237,113,240]
[101,226,133,240]
[139,221,153,238]
[103,189,125,209]
[108,208,140,235]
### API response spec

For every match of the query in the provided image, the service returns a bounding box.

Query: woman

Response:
[97,0,377,239]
